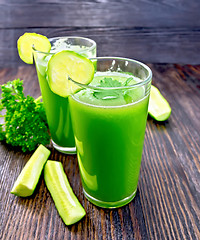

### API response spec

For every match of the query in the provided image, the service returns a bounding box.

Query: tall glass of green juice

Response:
[69,57,152,208]
[33,37,96,154]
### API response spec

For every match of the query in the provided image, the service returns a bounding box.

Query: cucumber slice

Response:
[148,85,171,121]
[17,32,51,64]
[47,50,95,97]
[11,145,50,197]
[44,160,86,225]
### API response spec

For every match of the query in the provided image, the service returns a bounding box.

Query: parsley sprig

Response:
[0,79,50,152]
[93,77,133,100]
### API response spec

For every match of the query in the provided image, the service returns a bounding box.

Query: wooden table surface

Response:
[0,64,200,240]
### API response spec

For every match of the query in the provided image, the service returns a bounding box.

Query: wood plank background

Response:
[0,63,200,239]
[0,0,200,66]
[0,1,200,239]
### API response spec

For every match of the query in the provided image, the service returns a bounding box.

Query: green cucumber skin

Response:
[44,161,86,226]
[148,85,171,121]
[11,144,50,197]
[149,111,171,121]
[47,50,95,98]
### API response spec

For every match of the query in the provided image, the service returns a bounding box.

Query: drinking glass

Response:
[69,57,152,208]
[33,36,96,154]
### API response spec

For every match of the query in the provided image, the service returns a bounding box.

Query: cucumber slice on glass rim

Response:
[17,32,51,64]
[47,50,95,97]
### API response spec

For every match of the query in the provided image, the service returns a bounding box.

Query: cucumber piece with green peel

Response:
[47,50,95,97]
[17,32,51,64]
[148,85,171,121]
[11,144,50,197]
[44,160,86,225]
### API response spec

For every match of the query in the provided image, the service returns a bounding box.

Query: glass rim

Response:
[69,57,152,91]
[32,36,96,55]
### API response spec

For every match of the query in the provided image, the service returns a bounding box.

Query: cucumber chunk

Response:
[47,50,95,97]
[148,85,171,121]
[44,160,86,225]
[11,144,50,197]
[17,32,51,64]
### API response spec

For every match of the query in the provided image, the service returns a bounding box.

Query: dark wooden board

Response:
[0,64,200,239]
[1,27,200,67]
[1,0,200,28]
[0,0,200,65]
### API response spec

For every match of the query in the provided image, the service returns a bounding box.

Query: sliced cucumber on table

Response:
[44,160,86,225]
[148,85,171,121]
[11,144,50,197]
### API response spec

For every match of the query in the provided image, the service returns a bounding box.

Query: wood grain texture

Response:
[1,27,200,67]
[0,0,200,65]
[1,0,200,28]
[0,64,199,239]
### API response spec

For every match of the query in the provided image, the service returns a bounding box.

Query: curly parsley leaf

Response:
[124,77,134,86]
[98,77,122,88]
[0,79,50,152]
[93,77,123,100]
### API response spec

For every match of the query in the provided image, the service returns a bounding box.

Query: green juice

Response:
[69,73,150,207]
[34,38,96,152]
[35,63,75,147]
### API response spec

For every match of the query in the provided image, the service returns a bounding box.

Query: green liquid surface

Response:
[34,41,96,148]
[35,60,75,147]
[69,73,149,206]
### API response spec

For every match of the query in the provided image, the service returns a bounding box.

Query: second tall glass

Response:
[33,36,96,154]
[69,57,152,208]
